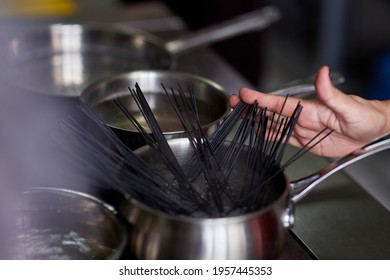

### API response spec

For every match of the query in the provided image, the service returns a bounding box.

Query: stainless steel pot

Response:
[9,187,127,260]
[119,134,390,260]
[81,70,231,150]
[0,6,280,97]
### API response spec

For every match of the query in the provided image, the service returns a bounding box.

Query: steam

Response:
[0,26,92,258]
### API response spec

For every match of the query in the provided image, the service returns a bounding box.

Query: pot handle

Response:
[164,6,281,55]
[290,133,390,203]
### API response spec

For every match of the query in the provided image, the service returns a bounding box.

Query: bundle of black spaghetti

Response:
[56,83,332,218]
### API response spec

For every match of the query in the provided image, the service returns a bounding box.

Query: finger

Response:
[239,87,303,117]
[228,94,241,108]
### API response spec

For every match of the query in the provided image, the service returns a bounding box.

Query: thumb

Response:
[315,66,351,114]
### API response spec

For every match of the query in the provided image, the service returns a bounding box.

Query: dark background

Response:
[121,0,390,100]
[2,0,390,97]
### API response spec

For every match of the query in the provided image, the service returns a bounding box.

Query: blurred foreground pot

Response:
[9,187,127,260]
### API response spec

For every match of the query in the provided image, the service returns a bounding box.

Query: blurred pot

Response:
[9,187,127,260]
[0,6,280,97]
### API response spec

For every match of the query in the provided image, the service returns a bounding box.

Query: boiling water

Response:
[12,228,114,260]
[9,190,123,260]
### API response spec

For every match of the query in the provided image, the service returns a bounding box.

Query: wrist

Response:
[380,100,390,135]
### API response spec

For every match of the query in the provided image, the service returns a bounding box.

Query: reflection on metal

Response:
[51,53,84,89]
[50,25,85,88]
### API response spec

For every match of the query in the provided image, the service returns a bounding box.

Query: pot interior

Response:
[83,71,229,133]
[134,138,288,218]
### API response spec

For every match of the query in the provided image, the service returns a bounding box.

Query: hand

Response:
[229,66,390,157]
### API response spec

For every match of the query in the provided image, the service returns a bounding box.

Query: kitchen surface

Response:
[1,0,390,260]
